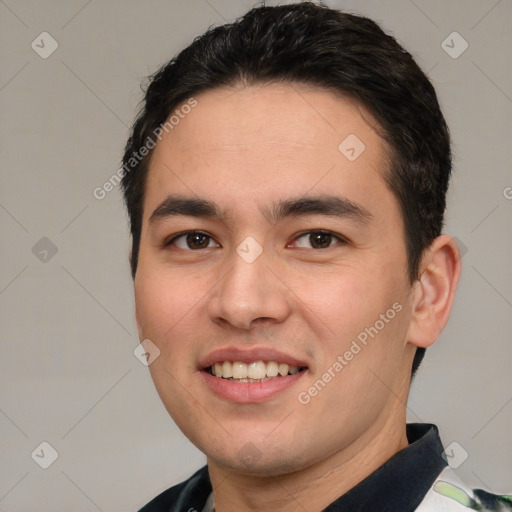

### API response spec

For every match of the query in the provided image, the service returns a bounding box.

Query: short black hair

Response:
[121,2,452,377]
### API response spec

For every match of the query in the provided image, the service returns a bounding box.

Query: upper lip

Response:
[199,347,309,370]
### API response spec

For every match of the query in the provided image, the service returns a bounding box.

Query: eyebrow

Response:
[148,194,373,226]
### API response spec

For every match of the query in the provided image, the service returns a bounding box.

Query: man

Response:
[120,3,511,511]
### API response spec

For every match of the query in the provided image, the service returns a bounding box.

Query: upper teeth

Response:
[211,361,301,380]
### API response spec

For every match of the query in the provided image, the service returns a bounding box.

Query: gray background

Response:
[0,0,511,510]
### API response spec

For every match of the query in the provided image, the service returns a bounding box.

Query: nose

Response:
[207,243,291,331]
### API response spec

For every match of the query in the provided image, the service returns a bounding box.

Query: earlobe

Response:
[406,235,461,349]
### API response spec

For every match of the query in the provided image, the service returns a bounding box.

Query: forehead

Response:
[152,83,385,155]
[144,83,392,222]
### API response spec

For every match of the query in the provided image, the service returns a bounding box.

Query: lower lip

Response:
[201,370,307,403]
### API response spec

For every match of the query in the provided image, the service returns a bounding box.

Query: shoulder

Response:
[138,465,211,512]
[416,466,512,511]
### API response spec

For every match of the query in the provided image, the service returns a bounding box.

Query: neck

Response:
[207,399,410,512]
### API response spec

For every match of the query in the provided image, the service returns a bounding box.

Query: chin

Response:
[206,444,314,477]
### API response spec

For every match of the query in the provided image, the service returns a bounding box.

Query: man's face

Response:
[134,83,417,475]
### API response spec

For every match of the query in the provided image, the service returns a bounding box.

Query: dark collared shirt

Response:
[138,423,511,512]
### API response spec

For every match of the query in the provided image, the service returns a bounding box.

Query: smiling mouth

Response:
[206,361,308,382]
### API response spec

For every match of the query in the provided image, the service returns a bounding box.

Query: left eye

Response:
[292,230,345,249]
[168,231,219,250]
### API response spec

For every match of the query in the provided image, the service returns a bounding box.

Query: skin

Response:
[134,83,461,511]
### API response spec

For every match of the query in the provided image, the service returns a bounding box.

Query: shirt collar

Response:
[324,423,447,511]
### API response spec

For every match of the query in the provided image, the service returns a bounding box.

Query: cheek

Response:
[305,271,386,334]
[307,267,409,365]
[134,267,216,389]
[135,243,221,324]
[135,275,166,337]
[135,272,203,407]
[135,268,194,342]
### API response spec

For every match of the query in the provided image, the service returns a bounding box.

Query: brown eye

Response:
[293,230,345,249]
[309,232,333,249]
[185,232,210,249]
[167,231,218,250]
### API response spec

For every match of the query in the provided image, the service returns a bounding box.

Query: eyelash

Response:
[163,229,348,251]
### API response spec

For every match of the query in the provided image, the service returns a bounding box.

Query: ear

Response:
[406,235,461,348]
